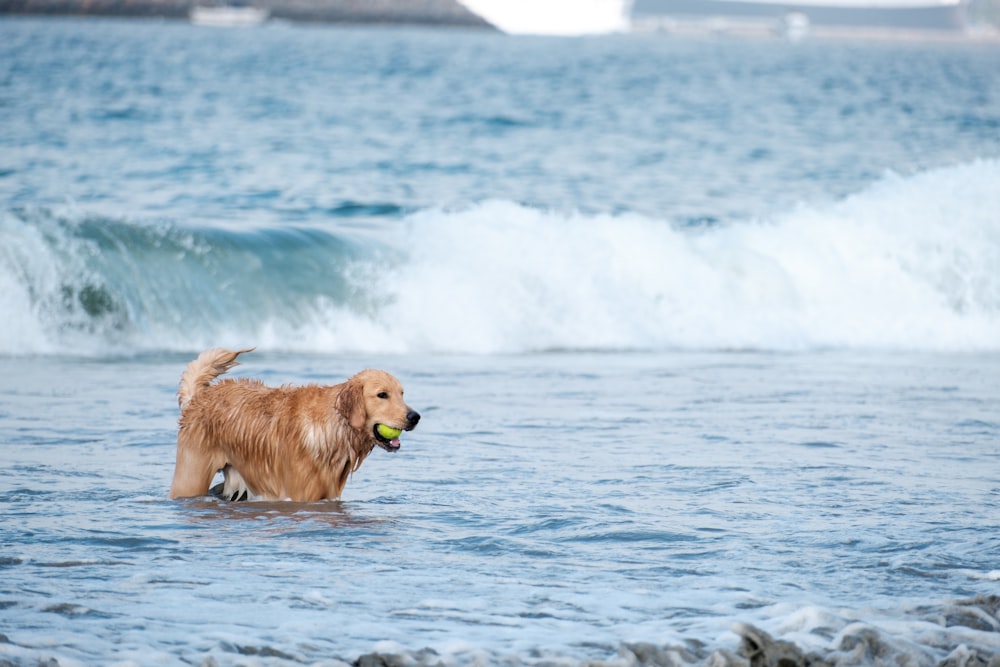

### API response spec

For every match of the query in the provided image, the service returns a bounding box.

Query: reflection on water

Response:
[178,496,392,533]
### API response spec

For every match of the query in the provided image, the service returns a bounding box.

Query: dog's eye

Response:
[377,391,389,399]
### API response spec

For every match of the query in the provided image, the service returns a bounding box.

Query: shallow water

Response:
[2,352,999,665]
[1,16,999,666]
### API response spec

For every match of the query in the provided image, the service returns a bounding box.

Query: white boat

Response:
[190,5,270,26]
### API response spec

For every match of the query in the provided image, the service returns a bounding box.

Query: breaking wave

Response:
[2,159,998,356]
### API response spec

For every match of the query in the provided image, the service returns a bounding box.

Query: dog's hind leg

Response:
[210,465,250,502]
[168,434,221,499]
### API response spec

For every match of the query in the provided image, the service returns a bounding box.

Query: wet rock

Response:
[219,641,298,660]
[735,623,831,667]
[353,649,442,667]
[936,644,1000,667]
[620,641,706,666]
[834,624,901,664]
[354,653,408,667]
[942,596,1000,633]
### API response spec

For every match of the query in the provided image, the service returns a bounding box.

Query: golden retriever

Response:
[169,348,419,502]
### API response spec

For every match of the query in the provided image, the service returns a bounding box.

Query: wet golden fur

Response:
[169,348,419,502]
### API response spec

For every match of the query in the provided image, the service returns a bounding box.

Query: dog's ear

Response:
[336,378,367,430]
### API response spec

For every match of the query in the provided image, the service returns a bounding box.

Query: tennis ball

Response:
[376,424,402,440]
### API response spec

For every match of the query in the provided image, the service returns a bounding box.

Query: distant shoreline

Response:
[3,0,999,41]
[632,16,1000,42]
[0,0,496,28]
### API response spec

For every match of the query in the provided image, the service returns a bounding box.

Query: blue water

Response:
[1,17,999,666]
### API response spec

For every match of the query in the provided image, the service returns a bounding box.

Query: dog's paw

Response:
[210,480,249,502]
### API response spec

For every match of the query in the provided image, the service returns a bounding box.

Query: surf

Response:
[2,159,998,356]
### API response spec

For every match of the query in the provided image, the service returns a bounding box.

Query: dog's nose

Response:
[407,410,421,428]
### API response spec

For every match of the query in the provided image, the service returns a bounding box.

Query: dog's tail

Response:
[178,347,255,410]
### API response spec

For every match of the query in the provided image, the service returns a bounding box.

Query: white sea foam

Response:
[332,159,1000,355]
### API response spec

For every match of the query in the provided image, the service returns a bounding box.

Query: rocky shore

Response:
[207,595,998,667]
[346,600,1000,667]
[0,0,494,27]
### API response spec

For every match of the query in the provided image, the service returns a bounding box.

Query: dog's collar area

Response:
[373,424,402,452]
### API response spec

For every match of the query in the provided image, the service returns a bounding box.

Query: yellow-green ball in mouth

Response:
[376,424,402,440]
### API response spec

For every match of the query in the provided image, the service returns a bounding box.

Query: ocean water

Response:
[1,17,1000,666]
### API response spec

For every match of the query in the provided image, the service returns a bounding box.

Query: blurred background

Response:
[1,0,999,36]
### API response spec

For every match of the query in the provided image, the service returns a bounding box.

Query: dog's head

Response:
[336,369,420,452]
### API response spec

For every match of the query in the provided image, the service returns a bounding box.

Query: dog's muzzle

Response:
[373,410,420,453]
